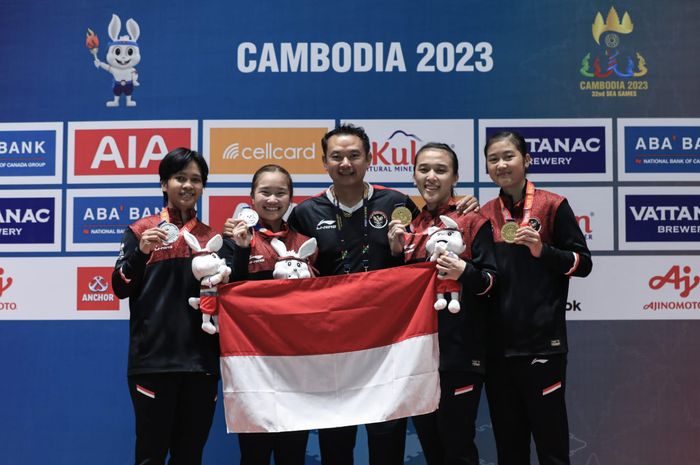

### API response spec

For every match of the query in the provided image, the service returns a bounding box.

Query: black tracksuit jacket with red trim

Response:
[481,185,593,357]
[112,209,220,376]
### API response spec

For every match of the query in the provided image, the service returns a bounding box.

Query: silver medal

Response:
[160,222,180,244]
[238,209,259,228]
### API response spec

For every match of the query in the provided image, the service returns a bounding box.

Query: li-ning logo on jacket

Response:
[316,219,336,230]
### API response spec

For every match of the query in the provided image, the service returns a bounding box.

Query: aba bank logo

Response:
[485,126,606,174]
[77,267,119,311]
[579,7,649,98]
[644,265,700,312]
[73,196,163,244]
[625,194,700,242]
[0,130,57,176]
[624,126,700,173]
[0,267,17,311]
[0,197,55,244]
[71,125,193,177]
[369,130,425,173]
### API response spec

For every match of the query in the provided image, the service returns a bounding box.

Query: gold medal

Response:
[500,221,518,244]
[391,206,413,226]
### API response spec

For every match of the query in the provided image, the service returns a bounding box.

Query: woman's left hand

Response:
[435,252,466,280]
[454,194,480,214]
[514,226,543,257]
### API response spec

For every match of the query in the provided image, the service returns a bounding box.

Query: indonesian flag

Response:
[218,262,440,433]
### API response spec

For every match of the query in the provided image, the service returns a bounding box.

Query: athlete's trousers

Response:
[485,354,569,465]
[413,371,484,465]
[128,372,218,465]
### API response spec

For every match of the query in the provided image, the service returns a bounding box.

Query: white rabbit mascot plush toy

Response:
[93,14,141,107]
[425,215,466,313]
[184,231,231,335]
[270,237,317,279]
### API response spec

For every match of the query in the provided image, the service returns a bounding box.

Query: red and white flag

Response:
[217,262,440,433]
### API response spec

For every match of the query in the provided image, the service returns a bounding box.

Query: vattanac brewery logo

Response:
[579,7,649,98]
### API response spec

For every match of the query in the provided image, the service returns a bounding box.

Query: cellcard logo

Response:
[484,125,606,174]
[623,125,700,174]
[0,129,57,176]
[625,195,700,242]
[207,126,328,175]
[579,7,649,98]
[77,267,119,311]
[0,197,55,244]
[0,267,17,311]
[72,196,163,244]
[68,121,197,182]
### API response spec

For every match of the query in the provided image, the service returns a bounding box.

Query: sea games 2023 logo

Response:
[579,7,649,98]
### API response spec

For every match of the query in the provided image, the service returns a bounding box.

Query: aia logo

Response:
[68,121,196,182]
[649,265,699,298]
[77,267,119,311]
[0,267,13,297]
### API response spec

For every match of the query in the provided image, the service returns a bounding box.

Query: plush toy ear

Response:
[440,215,459,230]
[205,234,223,253]
[297,238,317,260]
[270,237,288,256]
[183,230,201,252]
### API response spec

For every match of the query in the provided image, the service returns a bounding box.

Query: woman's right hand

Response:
[223,218,252,248]
[139,227,167,254]
[387,220,407,256]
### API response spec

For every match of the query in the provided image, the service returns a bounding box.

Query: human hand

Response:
[435,251,466,280]
[139,227,167,254]
[387,220,407,256]
[514,226,543,257]
[455,195,480,214]
[223,218,252,248]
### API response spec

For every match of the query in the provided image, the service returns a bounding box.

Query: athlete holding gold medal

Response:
[480,131,592,465]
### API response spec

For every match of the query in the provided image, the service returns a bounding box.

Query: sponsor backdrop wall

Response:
[1,0,699,464]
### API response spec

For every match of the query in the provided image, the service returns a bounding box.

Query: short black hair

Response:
[483,131,528,158]
[158,147,209,205]
[321,124,371,158]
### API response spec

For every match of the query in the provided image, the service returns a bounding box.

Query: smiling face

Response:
[161,160,203,215]
[413,148,458,211]
[106,42,141,68]
[322,134,371,190]
[485,139,531,196]
[251,171,292,231]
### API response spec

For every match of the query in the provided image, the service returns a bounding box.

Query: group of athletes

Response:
[112,124,592,465]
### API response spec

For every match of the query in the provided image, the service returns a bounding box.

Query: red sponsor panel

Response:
[73,128,193,176]
[207,194,312,234]
[77,267,119,311]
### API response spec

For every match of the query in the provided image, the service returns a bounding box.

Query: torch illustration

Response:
[86,28,99,60]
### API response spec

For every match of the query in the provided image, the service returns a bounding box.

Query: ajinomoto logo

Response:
[209,127,328,175]
[77,267,119,311]
[579,7,649,98]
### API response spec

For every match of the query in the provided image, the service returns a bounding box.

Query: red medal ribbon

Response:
[498,180,535,227]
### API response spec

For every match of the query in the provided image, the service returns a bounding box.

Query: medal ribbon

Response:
[498,181,535,227]
[160,209,198,235]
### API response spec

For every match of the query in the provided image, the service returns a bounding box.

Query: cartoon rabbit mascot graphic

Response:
[92,14,141,107]
[270,237,317,280]
[184,231,231,335]
[425,215,466,313]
